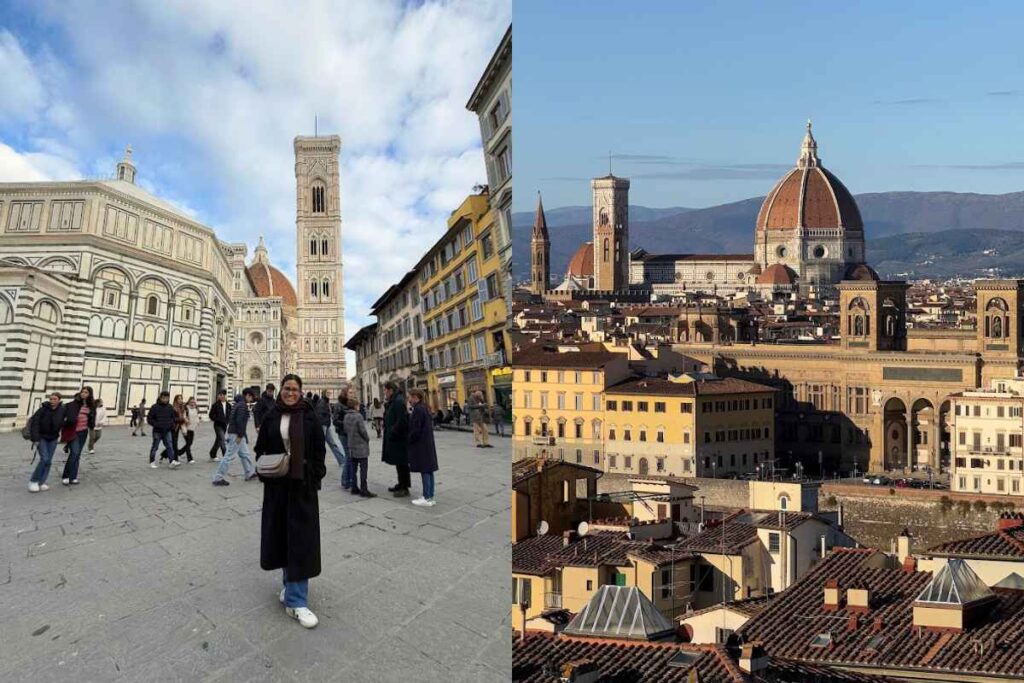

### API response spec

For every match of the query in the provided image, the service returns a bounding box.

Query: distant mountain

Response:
[512,190,1024,282]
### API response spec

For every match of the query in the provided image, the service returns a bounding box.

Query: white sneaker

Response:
[188,460,195,464]
[169,460,181,469]
[150,462,158,469]
[424,499,437,507]
[214,456,222,462]
[88,449,95,454]
[411,497,428,506]
[71,479,79,485]
[61,478,70,485]
[285,606,318,628]
[28,482,40,492]
[279,589,286,604]
[39,484,49,491]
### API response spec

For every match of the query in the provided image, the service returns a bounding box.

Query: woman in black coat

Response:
[254,374,326,629]
[406,389,439,507]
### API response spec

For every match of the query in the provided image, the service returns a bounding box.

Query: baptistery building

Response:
[0,136,346,429]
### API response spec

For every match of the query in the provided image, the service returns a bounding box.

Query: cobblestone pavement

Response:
[0,425,511,682]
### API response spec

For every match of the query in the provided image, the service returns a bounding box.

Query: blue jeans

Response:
[149,429,176,463]
[62,430,88,480]
[323,426,350,487]
[282,569,309,608]
[214,435,255,481]
[31,438,58,484]
[421,471,435,500]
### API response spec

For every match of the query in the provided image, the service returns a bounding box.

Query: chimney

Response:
[897,528,913,564]
[902,555,917,573]
[847,584,871,613]
[563,530,577,547]
[871,616,884,633]
[998,512,1024,531]
[738,642,769,674]
[847,613,860,632]
[823,579,842,611]
[560,658,600,683]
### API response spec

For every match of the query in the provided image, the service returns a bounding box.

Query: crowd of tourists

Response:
[22,377,508,629]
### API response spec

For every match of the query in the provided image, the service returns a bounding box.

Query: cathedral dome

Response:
[755,122,863,234]
[844,262,879,281]
[567,241,594,278]
[756,263,797,285]
[246,262,298,307]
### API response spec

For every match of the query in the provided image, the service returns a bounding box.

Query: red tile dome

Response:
[246,262,298,307]
[756,263,797,285]
[567,241,594,278]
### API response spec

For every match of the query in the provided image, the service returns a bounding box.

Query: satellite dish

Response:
[537,520,550,536]
[577,521,590,537]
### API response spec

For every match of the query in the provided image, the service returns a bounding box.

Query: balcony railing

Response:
[544,592,563,610]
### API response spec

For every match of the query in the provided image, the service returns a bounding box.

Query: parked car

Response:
[871,476,890,486]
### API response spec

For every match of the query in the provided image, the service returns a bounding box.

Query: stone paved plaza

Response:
[0,425,511,682]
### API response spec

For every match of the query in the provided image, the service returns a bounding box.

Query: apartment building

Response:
[421,192,510,412]
[950,377,1024,495]
[370,269,425,394]
[343,322,379,406]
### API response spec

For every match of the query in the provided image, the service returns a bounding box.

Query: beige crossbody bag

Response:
[256,419,290,478]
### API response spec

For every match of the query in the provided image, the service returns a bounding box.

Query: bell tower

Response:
[531,193,550,294]
[837,280,908,352]
[294,135,346,391]
[592,174,630,291]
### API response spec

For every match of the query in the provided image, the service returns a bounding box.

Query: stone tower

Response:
[294,135,346,391]
[592,174,630,291]
[530,193,550,294]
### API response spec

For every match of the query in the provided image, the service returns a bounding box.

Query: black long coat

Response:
[407,402,438,474]
[381,394,409,467]
[254,405,326,581]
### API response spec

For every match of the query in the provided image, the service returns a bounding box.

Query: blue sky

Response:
[0,0,509,370]
[514,0,1024,211]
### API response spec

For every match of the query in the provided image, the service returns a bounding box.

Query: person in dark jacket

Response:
[147,391,180,468]
[212,390,257,485]
[254,373,326,629]
[406,389,439,507]
[28,392,66,492]
[253,383,277,429]
[342,397,373,497]
[451,401,462,426]
[61,386,96,485]
[208,389,229,460]
[382,382,410,497]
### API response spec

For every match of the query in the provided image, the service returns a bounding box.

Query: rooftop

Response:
[562,585,676,641]
[604,376,776,397]
[512,457,603,488]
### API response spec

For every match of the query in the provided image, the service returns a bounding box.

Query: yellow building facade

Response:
[420,192,510,412]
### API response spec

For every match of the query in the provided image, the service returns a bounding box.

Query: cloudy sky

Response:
[0,0,509,370]
[516,0,1024,211]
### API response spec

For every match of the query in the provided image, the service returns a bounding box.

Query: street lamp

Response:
[818,450,824,480]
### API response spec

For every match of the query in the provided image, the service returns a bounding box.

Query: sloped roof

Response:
[915,558,994,606]
[994,572,1024,590]
[926,525,1024,560]
[563,585,676,641]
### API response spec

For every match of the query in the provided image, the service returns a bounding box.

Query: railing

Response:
[483,350,507,368]
[544,592,563,610]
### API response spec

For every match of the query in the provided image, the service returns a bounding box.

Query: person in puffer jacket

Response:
[147,391,180,468]
[212,389,257,486]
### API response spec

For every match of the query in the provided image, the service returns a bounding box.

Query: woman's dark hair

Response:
[408,388,425,401]
[80,385,96,408]
[281,373,303,389]
[384,381,400,394]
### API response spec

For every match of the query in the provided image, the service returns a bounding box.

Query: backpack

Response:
[21,414,34,440]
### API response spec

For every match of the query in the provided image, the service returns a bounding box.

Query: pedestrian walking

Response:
[88,398,107,454]
[491,402,504,437]
[253,383,277,430]
[332,387,356,490]
[132,398,148,436]
[315,390,348,488]
[358,403,367,420]
[451,400,462,427]
[147,391,180,468]
[160,395,186,462]
[255,374,326,629]
[370,398,384,438]
[342,397,374,497]
[382,382,410,497]
[212,390,257,485]
[208,389,229,460]
[181,397,199,463]
[467,390,492,448]
[28,392,66,492]
[60,386,96,485]
[407,389,438,507]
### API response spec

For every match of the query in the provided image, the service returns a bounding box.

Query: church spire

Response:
[533,192,549,241]
[798,119,819,168]
[531,192,551,295]
[253,233,269,264]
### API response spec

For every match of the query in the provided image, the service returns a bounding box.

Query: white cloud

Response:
[0,30,46,121]
[0,141,81,182]
[3,0,508,372]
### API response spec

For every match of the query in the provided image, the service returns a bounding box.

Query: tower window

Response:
[603,238,609,262]
[311,281,318,298]
[321,239,328,256]
[310,239,318,256]
[322,279,330,298]
[312,183,326,213]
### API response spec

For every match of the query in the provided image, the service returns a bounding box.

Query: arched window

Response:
[311,281,318,298]
[599,208,609,227]
[603,238,609,262]
[779,495,789,511]
[321,239,328,256]
[35,300,60,324]
[147,295,159,316]
[322,279,330,298]
[312,182,326,213]
[310,239,318,256]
